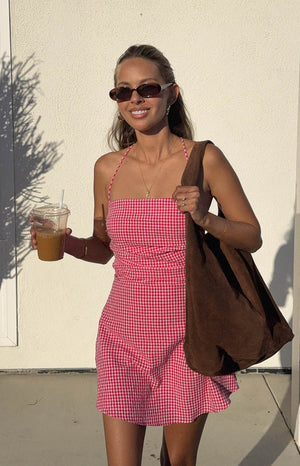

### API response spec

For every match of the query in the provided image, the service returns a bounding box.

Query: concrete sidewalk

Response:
[0,372,299,465]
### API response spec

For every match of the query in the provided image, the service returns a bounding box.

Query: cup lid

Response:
[31,203,70,217]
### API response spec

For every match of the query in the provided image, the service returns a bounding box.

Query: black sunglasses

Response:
[109,82,174,102]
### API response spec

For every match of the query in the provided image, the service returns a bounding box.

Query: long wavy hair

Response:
[107,44,194,150]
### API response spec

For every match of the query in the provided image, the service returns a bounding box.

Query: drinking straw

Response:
[59,189,64,208]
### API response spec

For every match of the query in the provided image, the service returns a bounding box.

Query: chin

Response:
[132,119,167,135]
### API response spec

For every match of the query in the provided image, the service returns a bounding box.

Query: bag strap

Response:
[181,140,213,187]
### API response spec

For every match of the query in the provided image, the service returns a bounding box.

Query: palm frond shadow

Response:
[0,54,62,285]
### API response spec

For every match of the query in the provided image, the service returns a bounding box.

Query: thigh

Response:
[161,414,208,466]
[102,414,146,466]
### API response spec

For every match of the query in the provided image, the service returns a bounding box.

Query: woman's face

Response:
[115,57,177,135]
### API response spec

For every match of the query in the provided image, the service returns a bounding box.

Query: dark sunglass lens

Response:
[139,84,161,97]
[115,87,132,101]
[109,89,117,100]
[109,83,164,101]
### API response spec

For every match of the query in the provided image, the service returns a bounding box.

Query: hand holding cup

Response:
[30,204,70,261]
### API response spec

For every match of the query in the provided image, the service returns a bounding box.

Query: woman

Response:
[31,44,262,465]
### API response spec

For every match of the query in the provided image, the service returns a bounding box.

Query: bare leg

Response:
[102,414,146,466]
[160,413,208,466]
[160,433,171,466]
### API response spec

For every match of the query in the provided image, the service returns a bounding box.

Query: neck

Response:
[135,129,179,164]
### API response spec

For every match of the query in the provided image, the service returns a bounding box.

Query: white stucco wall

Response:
[1,0,299,369]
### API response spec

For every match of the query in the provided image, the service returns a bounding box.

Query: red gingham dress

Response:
[95,144,238,426]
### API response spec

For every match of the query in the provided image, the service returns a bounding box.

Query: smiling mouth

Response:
[130,109,149,116]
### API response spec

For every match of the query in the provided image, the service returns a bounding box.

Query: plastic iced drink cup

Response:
[31,204,70,261]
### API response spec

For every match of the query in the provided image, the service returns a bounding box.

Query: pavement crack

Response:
[26,398,42,406]
[262,374,298,450]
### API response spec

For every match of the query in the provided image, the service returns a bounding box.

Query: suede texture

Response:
[181,141,294,376]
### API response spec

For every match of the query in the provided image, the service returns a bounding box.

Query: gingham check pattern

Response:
[95,198,238,426]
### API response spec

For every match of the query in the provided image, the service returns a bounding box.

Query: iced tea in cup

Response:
[31,204,70,261]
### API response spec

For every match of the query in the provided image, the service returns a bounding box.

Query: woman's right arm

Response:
[31,153,115,263]
[64,231,113,264]
[64,154,114,264]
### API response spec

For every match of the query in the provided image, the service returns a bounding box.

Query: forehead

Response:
[116,57,162,84]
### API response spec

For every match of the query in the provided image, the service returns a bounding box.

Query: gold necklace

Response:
[138,147,169,199]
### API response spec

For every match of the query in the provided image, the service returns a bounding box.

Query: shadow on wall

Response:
[269,222,294,368]
[0,54,62,287]
[240,221,295,465]
[269,222,294,307]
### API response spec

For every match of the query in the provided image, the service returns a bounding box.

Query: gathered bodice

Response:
[106,198,186,283]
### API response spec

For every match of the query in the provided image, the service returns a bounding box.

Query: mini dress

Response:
[95,142,238,426]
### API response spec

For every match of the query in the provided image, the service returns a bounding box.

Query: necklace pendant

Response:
[146,191,151,199]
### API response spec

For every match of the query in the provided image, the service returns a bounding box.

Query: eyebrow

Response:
[116,78,159,86]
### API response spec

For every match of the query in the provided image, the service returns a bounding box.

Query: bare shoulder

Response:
[94,149,123,171]
[94,149,125,182]
[201,143,240,192]
[203,143,230,169]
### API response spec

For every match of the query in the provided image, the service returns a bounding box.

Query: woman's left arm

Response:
[173,144,262,253]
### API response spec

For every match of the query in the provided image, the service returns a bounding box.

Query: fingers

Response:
[30,226,38,249]
[172,185,200,200]
[172,186,207,227]
[30,224,73,251]
[172,186,200,212]
[176,197,198,214]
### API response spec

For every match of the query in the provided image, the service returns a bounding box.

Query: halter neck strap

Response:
[107,145,134,202]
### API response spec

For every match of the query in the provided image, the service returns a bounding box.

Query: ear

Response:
[168,83,180,106]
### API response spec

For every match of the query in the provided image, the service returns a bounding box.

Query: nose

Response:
[130,89,144,103]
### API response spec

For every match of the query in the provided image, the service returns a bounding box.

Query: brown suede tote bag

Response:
[182,141,294,376]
